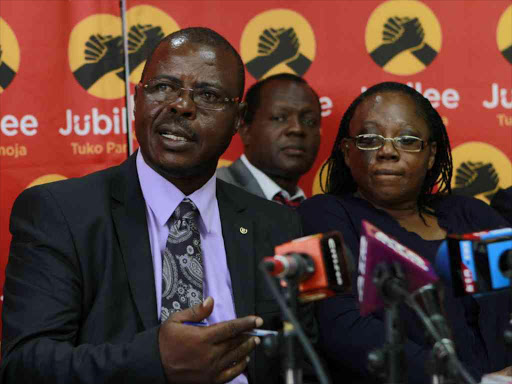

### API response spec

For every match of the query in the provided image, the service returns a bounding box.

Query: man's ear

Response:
[134,83,142,113]
[427,141,437,170]
[233,101,247,136]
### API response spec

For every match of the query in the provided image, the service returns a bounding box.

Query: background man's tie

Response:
[272,191,304,208]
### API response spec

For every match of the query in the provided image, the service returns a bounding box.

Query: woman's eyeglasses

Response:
[346,134,427,152]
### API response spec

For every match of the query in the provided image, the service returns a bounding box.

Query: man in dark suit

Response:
[1,28,305,384]
[217,74,321,207]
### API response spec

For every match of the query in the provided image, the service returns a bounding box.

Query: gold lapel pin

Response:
[240,227,248,234]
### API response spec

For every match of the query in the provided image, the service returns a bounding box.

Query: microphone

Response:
[262,232,353,303]
[357,222,477,383]
[357,220,439,316]
[435,227,512,297]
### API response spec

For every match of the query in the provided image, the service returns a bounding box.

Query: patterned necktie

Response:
[161,198,203,323]
[272,191,304,208]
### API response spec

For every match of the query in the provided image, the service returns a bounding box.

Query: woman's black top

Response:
[298,193,512,384]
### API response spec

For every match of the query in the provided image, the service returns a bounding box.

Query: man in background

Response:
[217,73,321,207]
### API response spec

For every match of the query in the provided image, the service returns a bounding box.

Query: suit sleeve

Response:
[297,195,482,384]
[0,186,166,384]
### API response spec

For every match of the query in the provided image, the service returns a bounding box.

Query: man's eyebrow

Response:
[149,75,180,83]
[195,81,224,90]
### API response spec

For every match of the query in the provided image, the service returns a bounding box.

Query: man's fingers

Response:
[218,336,260,370]
[214,357,250,384]
[207,316,263,344]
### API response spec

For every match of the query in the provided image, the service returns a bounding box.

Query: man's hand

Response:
[158,296,263,384]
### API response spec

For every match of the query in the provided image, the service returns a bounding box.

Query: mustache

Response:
[156,115,195,140]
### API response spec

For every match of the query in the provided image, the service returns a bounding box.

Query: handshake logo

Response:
[451,142,512,204]
[68,5,179,100]
[241,9,316,80]
[0,17,20,93]
[453,161,500,202]
[73,24,163,92]
[365,1,442,76]
[0,44,16,91]
[497,5,512,65]
[245,27,312,80]
[370,16,437,68]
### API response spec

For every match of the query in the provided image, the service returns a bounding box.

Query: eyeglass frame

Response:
[344,133,429,152]
[139,79,241,111]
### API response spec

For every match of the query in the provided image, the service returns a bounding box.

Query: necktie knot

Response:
[173,198,199,222]
[169,198,200,241]
[272,192,304,208]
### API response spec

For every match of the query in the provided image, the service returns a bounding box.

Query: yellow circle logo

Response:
[0,18,21,93]
[365,0,442,75]
[241,9,316,80]
[451,142,512,203]
[69,5,179,99]
[497,4,512,65]
[27,174,68,189]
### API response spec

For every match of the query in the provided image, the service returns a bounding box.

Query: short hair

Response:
[244,73,321,124]
[141,27,245,98]
[321,81,453,213]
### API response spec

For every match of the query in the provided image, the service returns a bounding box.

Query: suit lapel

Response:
[111,155,158,329]
[230,159,266,199]
[217,179,256,318]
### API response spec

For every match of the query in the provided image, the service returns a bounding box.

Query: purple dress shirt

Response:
[136,151,248,384]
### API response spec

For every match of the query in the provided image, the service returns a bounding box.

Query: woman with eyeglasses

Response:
[298,82,512,384]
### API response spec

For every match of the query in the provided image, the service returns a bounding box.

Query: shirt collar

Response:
[240,154,306,201]
[136,150,217,233]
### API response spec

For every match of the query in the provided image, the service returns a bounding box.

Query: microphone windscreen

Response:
[358,220,439,316]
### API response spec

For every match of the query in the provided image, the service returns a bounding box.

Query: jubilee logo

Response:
[365,0,441,76]
[497,4,512,65]
[68,5,178,100]
[451,142,512,203]
[241,9,316,80]
[0,18,20,93]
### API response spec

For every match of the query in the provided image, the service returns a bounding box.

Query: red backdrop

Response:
[1,0,511,332]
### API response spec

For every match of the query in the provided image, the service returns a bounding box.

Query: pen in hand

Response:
[183,321,278,337]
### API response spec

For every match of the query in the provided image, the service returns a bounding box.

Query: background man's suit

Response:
[1,153,305,383]
[217,158,265,199]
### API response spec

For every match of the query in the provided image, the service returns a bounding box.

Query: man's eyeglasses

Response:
[346,134,427,152]
[141,79,240,111]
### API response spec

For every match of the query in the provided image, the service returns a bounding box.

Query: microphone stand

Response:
[411,285,457,384]
[406,291,476,384]
[281,277,303,384]
[369,262,408,384]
